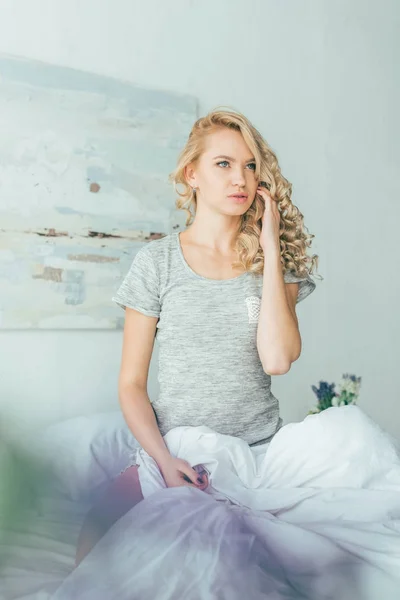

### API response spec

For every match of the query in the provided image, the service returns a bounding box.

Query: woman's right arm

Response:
[118,307,171,469]
[117,308,205,488]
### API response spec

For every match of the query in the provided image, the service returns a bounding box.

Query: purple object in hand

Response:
[183,464,209,485]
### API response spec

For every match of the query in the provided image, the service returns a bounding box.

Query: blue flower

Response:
[311,380,337,409]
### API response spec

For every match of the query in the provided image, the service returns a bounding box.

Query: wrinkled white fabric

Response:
[50,406,400,600]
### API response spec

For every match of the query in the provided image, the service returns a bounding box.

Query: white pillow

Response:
[35,411,140,501]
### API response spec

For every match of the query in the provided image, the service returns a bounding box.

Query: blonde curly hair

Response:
[168,106,320,280]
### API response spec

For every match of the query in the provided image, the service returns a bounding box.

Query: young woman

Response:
[75,106,319,566]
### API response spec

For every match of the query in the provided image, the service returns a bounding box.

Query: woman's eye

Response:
[216,161,257,170]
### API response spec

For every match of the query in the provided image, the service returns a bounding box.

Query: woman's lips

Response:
[229,195,248,204]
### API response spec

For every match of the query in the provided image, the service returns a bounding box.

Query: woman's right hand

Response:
[159,457,208,491]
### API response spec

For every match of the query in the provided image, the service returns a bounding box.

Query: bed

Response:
[1,406,400,599]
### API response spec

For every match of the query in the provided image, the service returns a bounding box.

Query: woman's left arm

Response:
[255,182,301,375]
[257,249,301,375]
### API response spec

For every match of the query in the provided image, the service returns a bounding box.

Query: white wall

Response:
[0,0,399,437]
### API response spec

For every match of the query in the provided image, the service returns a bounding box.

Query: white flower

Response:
[337,375,361,398]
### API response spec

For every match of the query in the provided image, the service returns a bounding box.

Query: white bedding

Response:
[2,406,400,599]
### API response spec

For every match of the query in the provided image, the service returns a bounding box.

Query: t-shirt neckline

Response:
[175,231,249,284]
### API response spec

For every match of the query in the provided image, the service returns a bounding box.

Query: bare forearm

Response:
[257,246,301,373]
[119,384,171,469]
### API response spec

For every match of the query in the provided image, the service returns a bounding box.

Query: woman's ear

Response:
[184,163,196,188]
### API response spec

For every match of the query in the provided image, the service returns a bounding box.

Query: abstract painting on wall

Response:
[0,56,197,329]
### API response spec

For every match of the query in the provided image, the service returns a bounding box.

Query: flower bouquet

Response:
[308,373,362,415]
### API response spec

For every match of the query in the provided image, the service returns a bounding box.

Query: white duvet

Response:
[38,407,400,599]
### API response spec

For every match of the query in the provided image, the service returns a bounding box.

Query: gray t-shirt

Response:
[112,231,316,447]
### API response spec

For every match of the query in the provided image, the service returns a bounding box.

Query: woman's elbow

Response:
[263,361,292,376]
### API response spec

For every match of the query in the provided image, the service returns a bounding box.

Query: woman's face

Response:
[187,128,259,216]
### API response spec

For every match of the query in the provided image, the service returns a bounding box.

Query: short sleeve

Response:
[284,268,316,304]
[112,246,161,317]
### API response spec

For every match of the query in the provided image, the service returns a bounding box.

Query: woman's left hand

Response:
[257,182,281,252]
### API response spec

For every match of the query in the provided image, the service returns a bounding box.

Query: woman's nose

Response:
[232,172,246,187]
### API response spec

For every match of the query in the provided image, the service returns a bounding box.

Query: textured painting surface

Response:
[0,56,197,329]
